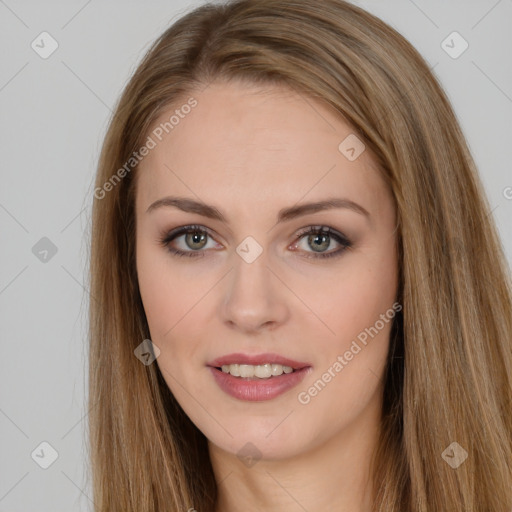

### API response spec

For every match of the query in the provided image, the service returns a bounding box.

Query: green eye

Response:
[160,224,352,260]
[292,226,352,259]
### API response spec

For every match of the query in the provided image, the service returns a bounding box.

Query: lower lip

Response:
[208,366,311,402]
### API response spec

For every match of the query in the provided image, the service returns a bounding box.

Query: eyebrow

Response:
[145,196,370,223]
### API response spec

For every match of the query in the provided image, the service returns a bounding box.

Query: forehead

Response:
[135,80,387,216]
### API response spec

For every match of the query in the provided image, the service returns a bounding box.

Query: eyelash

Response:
[159,224,352,260]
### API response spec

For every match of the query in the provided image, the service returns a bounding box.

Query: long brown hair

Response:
[87,0,512,510]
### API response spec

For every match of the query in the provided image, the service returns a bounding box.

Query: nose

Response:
[220,250,290,334]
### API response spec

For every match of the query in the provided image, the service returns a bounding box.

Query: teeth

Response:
[220,363,295,378]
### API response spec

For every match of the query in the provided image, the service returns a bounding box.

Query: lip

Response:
[207,353,312,402]
[207,352,310,370]
[208,366,312,402]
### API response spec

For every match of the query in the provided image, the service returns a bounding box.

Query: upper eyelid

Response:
[163,224,217,242]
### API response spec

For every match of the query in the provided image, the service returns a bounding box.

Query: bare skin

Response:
[135,79,398,512]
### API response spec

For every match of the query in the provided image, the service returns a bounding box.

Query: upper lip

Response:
[207,352,311,370]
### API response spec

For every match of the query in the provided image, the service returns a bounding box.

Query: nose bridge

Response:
[220,243,288,332]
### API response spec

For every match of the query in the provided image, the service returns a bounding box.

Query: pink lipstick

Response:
[207,353,312,402]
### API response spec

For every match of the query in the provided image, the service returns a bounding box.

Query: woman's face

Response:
[135,80,398,461]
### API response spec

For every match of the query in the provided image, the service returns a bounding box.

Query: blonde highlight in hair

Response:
[88,1,512,510]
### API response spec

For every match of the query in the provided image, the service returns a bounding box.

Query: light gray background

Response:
[0,1,511,511]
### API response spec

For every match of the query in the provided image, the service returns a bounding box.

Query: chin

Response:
[202,410,319,462]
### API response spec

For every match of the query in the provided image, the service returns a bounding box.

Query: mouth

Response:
[207,353,312,401]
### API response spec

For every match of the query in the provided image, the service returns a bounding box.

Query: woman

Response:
[88,0,512,510]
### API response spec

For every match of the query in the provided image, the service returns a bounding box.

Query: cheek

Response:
[293,237,398,405]
[136,238,205,337]
[135,238,216,372]
[136,248,174,337]
[294,239,397,349]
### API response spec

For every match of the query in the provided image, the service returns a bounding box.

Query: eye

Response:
[159,224,352,260]
[159,224,219,258]
[291,225,352,259]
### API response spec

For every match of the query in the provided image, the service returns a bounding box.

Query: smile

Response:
[207,352,312,401]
